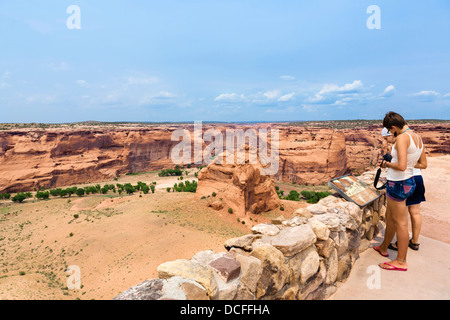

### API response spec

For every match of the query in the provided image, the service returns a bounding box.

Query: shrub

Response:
[35,191,50,200]
[228,207,233,214]
[301,190,332,204]
[101,186,109,194]
[285,190,300,201]
[158,168,183,177]
[49,189,60,197]
[12,193,27,203]
[0,193,11,200]
[172,180,197,193]
[142,184,150,194]
[150,184,155,194]
[65,187,78,197]
[124,183,135,194]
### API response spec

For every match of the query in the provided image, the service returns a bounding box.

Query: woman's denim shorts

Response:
[406,175,426,206]
[386,177,416,202]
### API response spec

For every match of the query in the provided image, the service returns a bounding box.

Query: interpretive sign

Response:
[328,174,380,207]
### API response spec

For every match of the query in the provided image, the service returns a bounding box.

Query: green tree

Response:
[76,188,85,197]
[35,191,50,200]
[12,193,27,203]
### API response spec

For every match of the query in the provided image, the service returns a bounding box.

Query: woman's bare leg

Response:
[378,205,394,254]
[408,204,422,244]
[380,198,408,269]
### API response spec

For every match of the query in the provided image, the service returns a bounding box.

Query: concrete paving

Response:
[328,233,450,300]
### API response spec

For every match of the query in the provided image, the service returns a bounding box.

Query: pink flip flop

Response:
[378,262,407,271]
[373,246,389,257]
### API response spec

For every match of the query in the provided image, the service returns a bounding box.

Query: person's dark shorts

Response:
[406,175,426,206]
[386,177,416,202]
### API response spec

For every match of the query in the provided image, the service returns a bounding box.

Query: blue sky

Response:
[0,0,449,123]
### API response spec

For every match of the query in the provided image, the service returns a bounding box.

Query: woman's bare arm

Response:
[415,148,427,169]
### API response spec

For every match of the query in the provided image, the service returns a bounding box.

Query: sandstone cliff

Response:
[0,128,177,193]
[0,122,448,193]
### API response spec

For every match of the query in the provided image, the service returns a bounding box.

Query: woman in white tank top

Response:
[373,112,427,272]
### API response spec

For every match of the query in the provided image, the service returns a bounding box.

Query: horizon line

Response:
[1,118,450,125]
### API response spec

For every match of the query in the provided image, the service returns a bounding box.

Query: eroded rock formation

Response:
[195,145,281,216]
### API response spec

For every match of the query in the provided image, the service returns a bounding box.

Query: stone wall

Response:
[114,174,386,301]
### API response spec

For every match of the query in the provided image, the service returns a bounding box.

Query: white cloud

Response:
[320,80,364,95]
[214,93,246,102]
[302,104,316,112]
[139,91,177,106]
[76,80,88,87]
[49,62,71,71]
[278,92,295,102]
[25,94,58,104]
[263,90,281,100]
[410,90,440,102]
[381,85,396,98]
[307,80,365,104]
[411,90,439,97]
[126,75,159,85]
[280,75,295,81]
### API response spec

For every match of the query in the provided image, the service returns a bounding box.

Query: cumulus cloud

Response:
[410,90,440,102]
[263,90,282,100]
[214,93,246,102]
[307,80,365,104]
[139,91,177,106]
[48,62,71,71]
[280,75,295,81]
[380,85,396,98]
[278,92,295,102]
[76,80,88,87]
[320,80,364,95]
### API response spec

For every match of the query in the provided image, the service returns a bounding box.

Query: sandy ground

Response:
[418,155,450,244]
[0,168,295,300]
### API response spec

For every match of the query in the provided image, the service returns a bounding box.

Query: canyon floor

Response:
[0,167,308,300]
[0,156,448,300]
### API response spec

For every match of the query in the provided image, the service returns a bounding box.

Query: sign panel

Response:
[328,174,380,207]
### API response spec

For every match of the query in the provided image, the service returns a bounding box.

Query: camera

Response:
[382,153,392,163]
[373,153,392,190]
